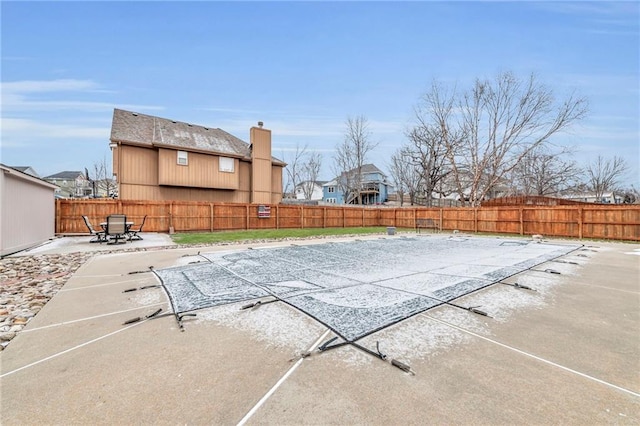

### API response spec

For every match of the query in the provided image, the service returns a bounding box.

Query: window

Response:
[328,186,335,193]
[219,157,235,173]
[326,197,336,203]
[177,151,188,166]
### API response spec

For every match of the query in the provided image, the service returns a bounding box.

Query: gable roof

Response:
[12,166,40,178]
[347,163,385,176]
[44,171,85,179]
[110,109,284,165]
[295,180,328,188]
[1,164,58,189]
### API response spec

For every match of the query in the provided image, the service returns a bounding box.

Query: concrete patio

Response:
[1,234,638,425]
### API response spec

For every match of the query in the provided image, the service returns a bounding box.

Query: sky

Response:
[1,1,638,187]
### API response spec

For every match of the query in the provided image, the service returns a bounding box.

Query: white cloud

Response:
[1,79,100,93]
[1,78,164,112]
[1,117,110,140]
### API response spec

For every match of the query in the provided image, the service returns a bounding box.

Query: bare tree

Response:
[422,72,588,206]
[388,148,412,206]
[88,156,117,198]
[299,152,323,200]
[404,117,451,206]
[333,116,378,204]
[510,145,582,196]
[282,143,307,199]
[585,155,628,199]
[388,151,407,206]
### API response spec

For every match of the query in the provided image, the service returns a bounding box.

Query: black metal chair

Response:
[106,214,127,244]
[127,215,147,241]
[82,215,106,243]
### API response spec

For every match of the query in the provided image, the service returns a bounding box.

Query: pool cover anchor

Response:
[430,296,492,318]
[176,313,198,331]
[240,298,279,310]
[551,259,579,265]
[499,281,536,291]
[318,336,339,351]
[352,342,415,375]
[531,268,562,275]
[123,308,163,325]
[122,284,161,293]
[376,341,387,360]
[467,306,489,316]
[127,267,154,275]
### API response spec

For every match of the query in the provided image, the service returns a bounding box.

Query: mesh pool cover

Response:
[153,236,580,341]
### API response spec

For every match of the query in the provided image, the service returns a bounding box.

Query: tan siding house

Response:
[110,109,285,203]
[1,165,58,256]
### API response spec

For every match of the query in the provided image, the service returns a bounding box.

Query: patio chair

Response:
[127,215,147,241]
[106,214,127,244]
[82,215,106,243]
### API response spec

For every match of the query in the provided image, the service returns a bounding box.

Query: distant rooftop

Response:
[44,171,85,179]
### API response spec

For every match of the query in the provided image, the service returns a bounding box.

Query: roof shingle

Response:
[110,109,251,159]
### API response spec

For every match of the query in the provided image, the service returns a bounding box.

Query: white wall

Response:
[1,167,57,256]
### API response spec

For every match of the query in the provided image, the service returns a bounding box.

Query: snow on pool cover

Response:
[152,236,580,342]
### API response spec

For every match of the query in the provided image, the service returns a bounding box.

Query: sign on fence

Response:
[258,205,271,218]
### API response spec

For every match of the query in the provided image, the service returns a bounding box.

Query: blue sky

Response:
[1,1,638,186]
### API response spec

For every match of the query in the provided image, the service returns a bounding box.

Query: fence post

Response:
[578,207,583,239]
[394,208,398,228]
[246,205,249,230]
[519,207,524,235]
[55,199,61,234]
[169,202,173,233]
[362,208,365,228]
[414,208,417,231]
[474,208,478,233]
[276,205,279,229]
[323,207,326,228]
[301,205,304,229]
[210,203,214,232]
[439,208,443,231]
[342,207,345,227]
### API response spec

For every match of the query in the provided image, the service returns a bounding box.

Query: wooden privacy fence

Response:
[57,199,640,241]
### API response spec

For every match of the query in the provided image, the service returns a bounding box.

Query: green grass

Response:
[171,227,393,245]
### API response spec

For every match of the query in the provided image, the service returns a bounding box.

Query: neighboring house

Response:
[295,180,327,201]
[44,171,92,198]
[110,109,285,204]
[563,192,623,204]
[1,164,58,256]
[322,164,391,205]
[12,166,40,178]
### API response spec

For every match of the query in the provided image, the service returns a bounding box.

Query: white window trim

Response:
[177,150,188,166]
[328,186,335,193]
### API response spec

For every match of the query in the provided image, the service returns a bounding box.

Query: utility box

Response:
[387,226,396,236]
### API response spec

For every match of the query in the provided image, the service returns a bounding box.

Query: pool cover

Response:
[153,236,580,341]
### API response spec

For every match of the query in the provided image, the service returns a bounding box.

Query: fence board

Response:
[56,200,640,241]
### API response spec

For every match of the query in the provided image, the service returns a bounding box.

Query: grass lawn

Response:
[171,227,396,244]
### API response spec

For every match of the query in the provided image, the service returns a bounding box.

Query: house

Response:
[109,109,285,203]
[44,171,92,198]
[294,180,327,201]
[322,164,391,205]
[1,164,58,256]
[12,166,40,178]
[563,192,623,204]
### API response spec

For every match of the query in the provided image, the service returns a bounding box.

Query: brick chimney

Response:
[250,122,272,204]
